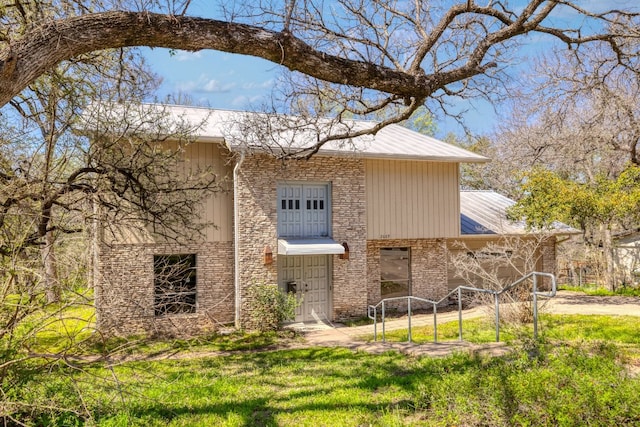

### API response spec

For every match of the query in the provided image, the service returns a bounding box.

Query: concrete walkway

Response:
[295,291,640,357]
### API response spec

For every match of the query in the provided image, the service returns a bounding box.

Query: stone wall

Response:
[237,154,367,326]
[366,239,449,310]
[96,241,234,336]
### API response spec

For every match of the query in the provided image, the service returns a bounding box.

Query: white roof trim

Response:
[277,238,345,256]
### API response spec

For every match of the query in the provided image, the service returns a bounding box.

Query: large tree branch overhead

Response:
[0,2,636,111]
[0,11,435,107]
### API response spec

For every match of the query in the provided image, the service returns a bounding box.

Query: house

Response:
[449,191,574,291]
[94,105,558,335]
[613,230,640,286]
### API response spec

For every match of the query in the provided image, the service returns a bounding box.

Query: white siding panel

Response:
[366,160,460,239]
[185,142,233,242]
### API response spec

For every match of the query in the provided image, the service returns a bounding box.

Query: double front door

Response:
[279,255,330,322]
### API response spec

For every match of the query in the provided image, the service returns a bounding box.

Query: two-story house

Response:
[94,105,558,336]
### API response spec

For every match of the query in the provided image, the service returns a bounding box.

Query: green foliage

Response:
[370,313,640,349]
[560,285,640,297]
[443,132,493,190]
[6,339,640,426]
[404,106,437,136]
[509,165,640,231]
[246,283,299,332]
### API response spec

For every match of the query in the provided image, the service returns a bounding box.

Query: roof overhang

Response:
[277,238,345,256]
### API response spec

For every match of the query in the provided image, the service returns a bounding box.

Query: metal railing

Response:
[367,271,557,343]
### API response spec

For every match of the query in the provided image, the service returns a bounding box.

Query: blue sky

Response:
[143,0,639,138]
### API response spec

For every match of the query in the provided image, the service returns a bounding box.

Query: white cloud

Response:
[175,75,236,94]
[241,79,275,90]
[202,79,236,93]
[174,51,203,62]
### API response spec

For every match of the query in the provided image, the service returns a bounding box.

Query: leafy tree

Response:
[508,166,640,290]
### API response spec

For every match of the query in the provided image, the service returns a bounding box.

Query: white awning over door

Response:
[277,238,345,255]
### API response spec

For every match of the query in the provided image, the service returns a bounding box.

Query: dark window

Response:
[307,200,311,210]
[281,200,287,210]
[295,200,300,210]
[319,200,324,210]
[154,254,197,316]
[288,199,293,210]
[380,248,411,298]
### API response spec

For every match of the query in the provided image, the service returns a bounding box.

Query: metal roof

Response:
[153,105,489,163]
[460,191,577,235]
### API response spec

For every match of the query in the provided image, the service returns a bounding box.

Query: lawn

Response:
[370,314,640,347]
[5,314,640,426]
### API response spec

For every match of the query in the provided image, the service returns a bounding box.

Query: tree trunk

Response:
[41,230,60,303]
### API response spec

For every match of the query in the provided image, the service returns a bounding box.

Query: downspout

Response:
[233,152,245,328]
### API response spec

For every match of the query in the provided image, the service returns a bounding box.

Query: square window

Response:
[380,248,410,298]
[154,254,197,316]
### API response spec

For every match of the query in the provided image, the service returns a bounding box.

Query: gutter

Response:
[233,151,245,328]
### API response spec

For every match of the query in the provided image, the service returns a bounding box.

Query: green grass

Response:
[8,342,640,426]
[6,302,640,426]
[365,314,640,348]
[560,284,640,297]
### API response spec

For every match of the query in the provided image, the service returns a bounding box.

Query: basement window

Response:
[380,247,411,298]
[153,254,197,316]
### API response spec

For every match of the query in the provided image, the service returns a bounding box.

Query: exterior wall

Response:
[182,141,234,242]
[366,239,449,308]
[237,154,367,326]
[96,241,234,336]
[446,236,557,291]
[106,141,234,244]
[614,235,640,285]
[366,160,460,240]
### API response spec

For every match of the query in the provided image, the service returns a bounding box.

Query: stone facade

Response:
[236,153,367,326]
[96,241,234,336]
[94,147,563,336]
[366,239,449,311]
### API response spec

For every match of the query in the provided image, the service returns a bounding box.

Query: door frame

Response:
[278,254,333,322]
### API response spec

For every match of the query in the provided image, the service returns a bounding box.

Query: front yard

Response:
[5,312,640,426]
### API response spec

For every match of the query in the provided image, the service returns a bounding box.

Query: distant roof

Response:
[460,191,577,235]
[153,105,489,163]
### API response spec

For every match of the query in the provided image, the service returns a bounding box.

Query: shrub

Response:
[246,283,299,332]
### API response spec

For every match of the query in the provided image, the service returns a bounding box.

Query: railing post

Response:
[407,297,412,343]
[533,274,539,340]
[433,303,438,343]
[494,292,500,342]
[458,287,463,342]
[382,301,386,343]
[373,307,377,342]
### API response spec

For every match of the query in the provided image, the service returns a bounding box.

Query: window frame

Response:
[153,254,197,317]
[379,247,411,298]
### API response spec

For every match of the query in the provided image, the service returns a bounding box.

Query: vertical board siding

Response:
[167,141,233,242]
[366,159,460,239]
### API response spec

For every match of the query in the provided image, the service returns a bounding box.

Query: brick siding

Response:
[236,153,367,326]
[95,241,234,336]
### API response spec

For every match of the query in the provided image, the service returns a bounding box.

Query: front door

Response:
[280,255,330,322]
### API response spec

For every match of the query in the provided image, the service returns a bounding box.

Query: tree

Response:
[492,44,640,183]
[482,39,640,289]
[508,166,640,290]
[0,12,226,422]
[0,1,639,155]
